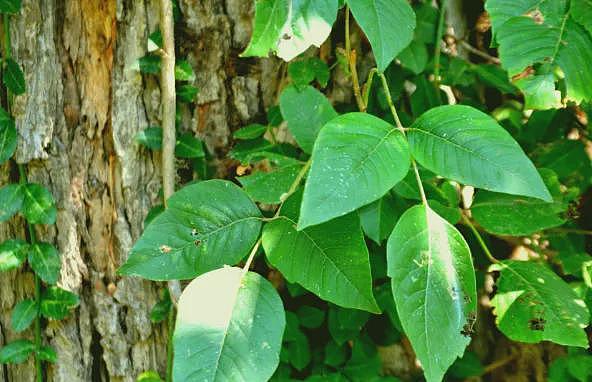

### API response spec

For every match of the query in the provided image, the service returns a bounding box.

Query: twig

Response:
[461,214,500,264]
[344,6,365,111]
[434,0,448,100]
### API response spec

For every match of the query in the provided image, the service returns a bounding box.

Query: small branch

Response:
[377,72,428,206]
[444,34,501,64]
[344,6,366,112]
[242,239,262,276]
[433,0,448,100]
[461,214,500,264]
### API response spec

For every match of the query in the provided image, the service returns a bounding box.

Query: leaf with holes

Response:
[408,105,551,201]
[173,267,285,382]
[118,180,262,280]
[241,0,290,57]
[347,0,416,72]
[299,112,410,229]
[263,190,379,313]
[490,260,590,347]
[387,205,477,382]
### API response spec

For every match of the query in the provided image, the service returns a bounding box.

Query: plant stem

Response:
[344,6,365,111]
[377,72,428,206]
[166,308,175,382]
[4,13,44,382]
[241,238,262,276]
[434,0,448,100]
[461,214,499,264]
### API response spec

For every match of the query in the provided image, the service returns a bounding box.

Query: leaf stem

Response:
[344,6,365,112]
[461,214,500,264]
[377,72,428,206]
[241,238,262,276]
[434,0,448,100]
[166,308,175,382]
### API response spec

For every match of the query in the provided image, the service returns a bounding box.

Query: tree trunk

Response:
[0,1,281,380]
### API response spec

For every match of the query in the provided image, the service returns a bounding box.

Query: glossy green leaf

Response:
[174,60,196,82]
[0,339,35,364]
[135,127,162,150]
[0,0,22,14]
[238,163,303,204]
[490,260,590,347]
[37,346,57,363]
[408,105,551,201]
[28,243,61,285]
[173,267,285,382]
[119,180,262,280]
[0,184,24,222]
[299,112,410,229]
[358,191,407,244]
[280,85,337,154]
[233,123,267,140]
[278,0,339,60]
[263,190,379,313]
[572,0,592,35]
[3,58,26,95]
[175,133,204,158]
[40,286,79,320]
[0,239,28,272]
[241,0,290,57]
[0,118,17,163]
[347,0,415,72]
[21,183,57,225]
[387,205,477,382]
[11,299,37,332]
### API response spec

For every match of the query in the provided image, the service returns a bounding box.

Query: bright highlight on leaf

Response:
[173,267,285,382]
[387,205,477,382]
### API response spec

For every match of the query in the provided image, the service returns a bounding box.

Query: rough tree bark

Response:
[0,1,281,380]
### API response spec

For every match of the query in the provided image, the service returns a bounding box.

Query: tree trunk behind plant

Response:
[0,1,282,380]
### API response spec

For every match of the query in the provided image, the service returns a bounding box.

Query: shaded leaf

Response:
[0,118,17,164]
[3,58,26,95]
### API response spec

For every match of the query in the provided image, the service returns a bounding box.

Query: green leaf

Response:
[0,184,24,222]
[486,1,592,105]
[0,0,22,14]
[279,85,337,154]
[490,260,590,347]
[144,204,164,227]
[387,205,477,382]
[40,286,79,320]
[324,341,348,367]
[408,105,551,201]
[174,60,196,82]
[233,124,267,140]
[515,74,561,110]
[471,191,566,236]
[21,183,57,225]
[37,346,57,363]
[0,340,35,364]
[358,191,407,244]
[0,118,17,163]
[287,330,311,371]
[139,55,161,74]
[241,0,290,57]
[448,351,484,379]
[0,239,28,272]
[148,30,163,51]
[288,58,330,88]
[150,291,172,323]
[175,133,204,158]
[299,112,410,229]
[277,0,339,61]
[135,127,163,150]
[3,58,26,95]
[472,64,518,95]
[239,163,303,204]
[173,267,285,382]
[11,299,37,332]
[347,0,416,72]
[397,41,428,75]
[328,306,370,345]
[137,371,164,382]
[572,0,592,35]
[119,180,262,280]
[177,84,199,103]
[296,305,325,329]
[262,190,380,313]
[28,243,61,285]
